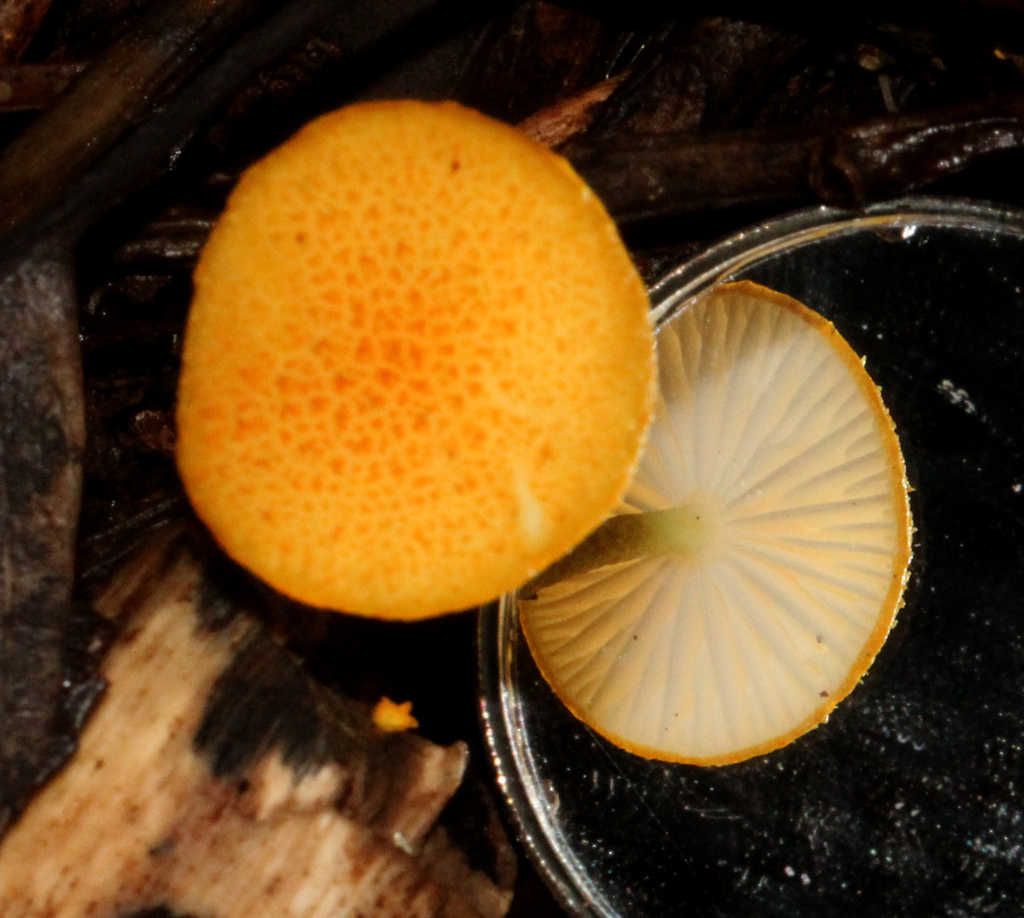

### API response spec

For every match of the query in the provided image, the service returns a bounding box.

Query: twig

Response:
[0,0,267,246]
[0,63,85,112]
[564,94,1024,221]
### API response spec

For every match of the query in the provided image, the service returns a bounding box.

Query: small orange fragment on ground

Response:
[372,697,419,733]
[175,100,654,619]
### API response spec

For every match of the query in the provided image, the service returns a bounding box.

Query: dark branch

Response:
[564,94,1024,221]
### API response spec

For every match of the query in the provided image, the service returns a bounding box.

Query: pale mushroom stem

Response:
[524,506,710,594]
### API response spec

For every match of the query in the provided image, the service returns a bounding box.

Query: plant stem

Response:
[0,0,266,244]
[564,94,1024,221]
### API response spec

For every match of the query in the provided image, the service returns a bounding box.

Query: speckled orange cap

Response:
[175,100,654,619]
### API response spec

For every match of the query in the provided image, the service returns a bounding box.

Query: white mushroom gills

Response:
[520,281,913,766]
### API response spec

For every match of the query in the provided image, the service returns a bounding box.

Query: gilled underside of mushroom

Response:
[0,527,516,918]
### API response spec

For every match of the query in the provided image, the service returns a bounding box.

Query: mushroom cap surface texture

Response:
[520,280,914,765]
[175,100,655,619]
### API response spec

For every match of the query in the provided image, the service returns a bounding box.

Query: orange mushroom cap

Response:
[175,100,654,620]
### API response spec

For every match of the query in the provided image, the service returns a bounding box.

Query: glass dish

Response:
[479,196,1024,918]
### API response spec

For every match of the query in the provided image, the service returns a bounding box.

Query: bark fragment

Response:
[0,243,86,836]
[0,528,516,917]
[517,73,626,147]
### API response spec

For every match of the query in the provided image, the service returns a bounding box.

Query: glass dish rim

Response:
[476,193,1024,918]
